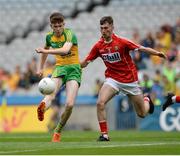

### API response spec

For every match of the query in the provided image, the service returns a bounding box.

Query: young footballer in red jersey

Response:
[163,93,180,111]
[81,16,167,141]
[35,12,81,142]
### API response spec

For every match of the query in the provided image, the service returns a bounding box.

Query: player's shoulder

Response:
[64,28,74,35]
[46,31,53,37]
[95,39,103,48]
[113,33,127,42]
[118,35,133,43]
[118,36,140,48]
[96,37,104,45]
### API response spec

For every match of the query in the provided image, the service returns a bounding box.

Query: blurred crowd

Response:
[0,18,180,102]
[0,57,55,96]
[130,17,180,105]
[131,17,180,70]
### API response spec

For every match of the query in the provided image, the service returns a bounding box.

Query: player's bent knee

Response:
[97,101,105,110]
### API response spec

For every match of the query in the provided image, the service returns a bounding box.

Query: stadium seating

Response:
[0,0,180,95]
[0,0,94,44]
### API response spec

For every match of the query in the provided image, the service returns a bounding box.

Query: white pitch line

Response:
[99,142,180,148]
[0,149,40,154]
[0,135,85,139]
[0,136,50,139]
[0,142,180,154]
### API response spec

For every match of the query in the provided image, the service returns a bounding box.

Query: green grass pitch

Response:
[0,130,180,155]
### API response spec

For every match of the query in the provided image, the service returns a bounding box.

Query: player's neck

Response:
[54,32,63,37]
[54,33,61,37]
[104,38,112,44]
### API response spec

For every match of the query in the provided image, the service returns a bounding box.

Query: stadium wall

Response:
[139,105,180,131]
[0,95,99,132]
[116,96,180,131]
[0,95,179,132]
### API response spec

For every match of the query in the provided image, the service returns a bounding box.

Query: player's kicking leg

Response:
[37,101,46,121]
[37,95,55,121]
[37,78,62,121]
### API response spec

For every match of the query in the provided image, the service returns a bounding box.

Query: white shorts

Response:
[104,78,142,95]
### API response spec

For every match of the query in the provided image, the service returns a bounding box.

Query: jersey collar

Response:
[101,33,116,44]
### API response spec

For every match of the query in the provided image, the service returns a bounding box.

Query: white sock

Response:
[172,96,176,103]
[103,134,109,138]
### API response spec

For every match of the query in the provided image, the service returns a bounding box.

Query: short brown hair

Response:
[50,12,64,24]
[100,16,113,25]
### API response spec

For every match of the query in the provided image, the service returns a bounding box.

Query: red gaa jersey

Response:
[85,34,140,83]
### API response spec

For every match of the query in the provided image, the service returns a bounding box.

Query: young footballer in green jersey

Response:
[35,12,81,142]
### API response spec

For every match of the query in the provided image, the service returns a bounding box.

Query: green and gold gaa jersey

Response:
[45,28,80,66]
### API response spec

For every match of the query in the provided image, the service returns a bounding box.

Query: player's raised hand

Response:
[157,52,167,59]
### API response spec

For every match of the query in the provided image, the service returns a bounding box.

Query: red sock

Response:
[99,120,108,134]
[176,96,180,103]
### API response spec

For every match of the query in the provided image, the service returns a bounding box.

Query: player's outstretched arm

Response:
[35,42,73,55]
[138,46,167,59]
[80,60,90,68]
[80,44,98,68]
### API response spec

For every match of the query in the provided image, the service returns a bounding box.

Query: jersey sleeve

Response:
[124,38,140,51]
[85,43,99,62]
[45,34,51,47]
[65,29,78,45]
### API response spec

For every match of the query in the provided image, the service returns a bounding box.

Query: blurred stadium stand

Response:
[0,0,179,95]
[0,0,180,132]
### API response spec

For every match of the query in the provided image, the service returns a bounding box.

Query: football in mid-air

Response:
[38,77,55,95]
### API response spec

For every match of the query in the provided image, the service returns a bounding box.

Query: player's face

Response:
[100,22,113,41]
[51,22,65,36]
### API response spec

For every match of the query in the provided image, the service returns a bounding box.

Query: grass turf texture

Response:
[0,130,180,155]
